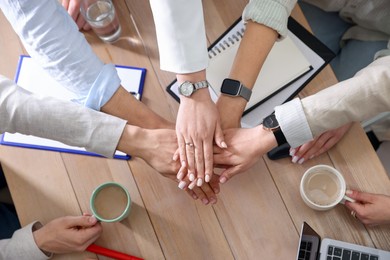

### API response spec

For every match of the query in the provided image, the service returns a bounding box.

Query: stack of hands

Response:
[58,0,390,228]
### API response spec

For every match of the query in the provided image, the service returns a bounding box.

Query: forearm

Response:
[243,0,297,39]
[0,76,126,158]
[101,86,174,129]
[0,0,121,110]
[217,21,278,127]
[276,55,390,148]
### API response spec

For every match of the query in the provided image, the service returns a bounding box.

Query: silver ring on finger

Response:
[185,142,194,148]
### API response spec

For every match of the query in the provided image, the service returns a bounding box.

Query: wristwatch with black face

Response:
[262,113,287,146]
[220,78,252,101]
[178,80,209,97]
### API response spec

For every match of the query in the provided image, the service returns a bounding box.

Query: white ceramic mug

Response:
[300,165,355,211]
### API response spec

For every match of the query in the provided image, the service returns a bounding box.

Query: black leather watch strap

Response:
[273,128,287,146]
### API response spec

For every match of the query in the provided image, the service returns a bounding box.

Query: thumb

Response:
[214,121,227,149]
[64,215,98,228]
[219,166,240,184]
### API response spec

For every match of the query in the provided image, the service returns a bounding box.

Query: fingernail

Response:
[214,188,220,194]
[289,148,296,157]
[172,154,178,161]
[298,158,305,164]
[220,176,227,184]
[178,181,187,189]
[292,156,299,163]
[197,178,203,187]
[176,171,185,180]
[202,198,209,205]
[346,189,353,195]
[205,175,210,183]
[188,181,196,190]
[221,141,227,148]
[181,160,186,167]
[89,215,97,224]
[210,198,217,204]
[189,173,195,181]
[192,193,198,200]
[309,155,314,160]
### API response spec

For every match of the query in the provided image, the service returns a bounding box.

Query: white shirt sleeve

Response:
[0,0,120,110]
[275,98,313,148]
[149,0,209,73]
[275,55,390,148]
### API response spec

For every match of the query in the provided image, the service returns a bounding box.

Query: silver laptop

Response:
[296,222,390,260]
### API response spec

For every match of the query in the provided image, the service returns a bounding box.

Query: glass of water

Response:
[80,0,121,43]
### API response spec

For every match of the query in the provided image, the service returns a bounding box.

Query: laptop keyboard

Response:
[298,241,312,260]
[327,245,379,260]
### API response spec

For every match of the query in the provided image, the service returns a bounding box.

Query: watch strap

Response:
[273,128,287,147]
[193,80,209,91]
[238,84,252,101]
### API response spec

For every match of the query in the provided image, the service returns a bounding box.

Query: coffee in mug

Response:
[90,182,131,222]
[300,165,354,211]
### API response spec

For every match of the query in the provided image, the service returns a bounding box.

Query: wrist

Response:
[32,223,52,257]
[180,87,212,103]
[176,70,206,83]
[117,125,145,157]
[255,125,278,153]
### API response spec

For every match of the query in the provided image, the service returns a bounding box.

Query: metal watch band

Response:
[239,83,252,101]
[193,80,209,91]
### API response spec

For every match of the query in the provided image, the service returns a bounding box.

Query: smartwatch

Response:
[220,78,252,101]
[178,80,209,97]
[262,113,287,146]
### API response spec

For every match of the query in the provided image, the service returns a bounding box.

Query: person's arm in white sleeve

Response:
[214,55,390,183]
[275,55,390,163]
[149,0,208,73]
[0,0,173,129]
[149,0,225,188]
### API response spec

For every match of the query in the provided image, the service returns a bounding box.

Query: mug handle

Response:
[340,194,356,204]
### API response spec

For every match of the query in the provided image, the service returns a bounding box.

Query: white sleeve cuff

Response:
[275,98,313,148]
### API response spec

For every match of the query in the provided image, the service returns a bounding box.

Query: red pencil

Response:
[86,244,143,260]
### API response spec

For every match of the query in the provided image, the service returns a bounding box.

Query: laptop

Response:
[296,222,390,260]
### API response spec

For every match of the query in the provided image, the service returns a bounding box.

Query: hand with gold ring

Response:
[344,190,390,226]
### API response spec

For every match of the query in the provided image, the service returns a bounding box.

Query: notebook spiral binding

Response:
[208,28,245,59]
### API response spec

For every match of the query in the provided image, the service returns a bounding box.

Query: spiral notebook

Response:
[167,17,334,127]
[0,55,146,160]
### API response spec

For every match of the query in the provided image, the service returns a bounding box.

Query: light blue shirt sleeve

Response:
[0,0,120,110]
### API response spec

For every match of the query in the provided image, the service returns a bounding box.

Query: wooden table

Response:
[1,1,389,259]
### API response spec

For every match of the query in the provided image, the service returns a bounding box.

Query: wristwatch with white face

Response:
[178,80,209,97]
[220,78,252,101]
[262,113,287,146]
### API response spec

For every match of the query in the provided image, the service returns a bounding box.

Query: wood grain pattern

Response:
[0,1,389,259]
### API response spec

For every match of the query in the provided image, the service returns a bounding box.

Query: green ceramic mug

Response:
[90,182,131,222]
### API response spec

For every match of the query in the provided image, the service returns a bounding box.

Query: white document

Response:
[206,21,311,111]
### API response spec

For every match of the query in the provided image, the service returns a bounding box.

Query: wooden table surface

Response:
[1,1,389,259]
